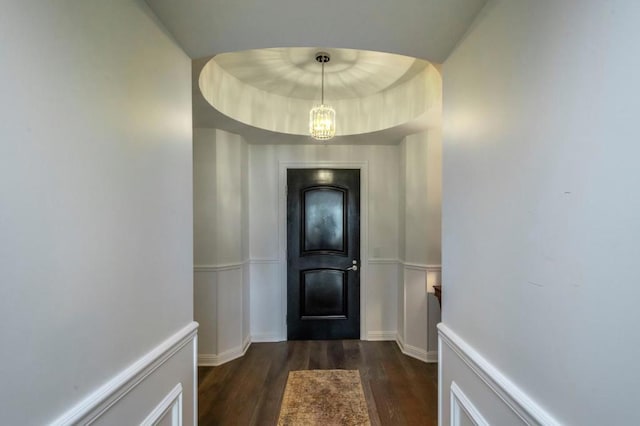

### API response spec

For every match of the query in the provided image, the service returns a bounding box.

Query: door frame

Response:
[278,161,369,340]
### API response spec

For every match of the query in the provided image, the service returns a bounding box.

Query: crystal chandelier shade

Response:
[309,104,336,140]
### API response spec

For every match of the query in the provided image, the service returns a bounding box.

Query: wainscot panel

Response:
[51,322,198,426]
[439,324,560,426]
[194,263,250,366]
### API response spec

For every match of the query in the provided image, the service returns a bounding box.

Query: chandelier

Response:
[309,52,336,140]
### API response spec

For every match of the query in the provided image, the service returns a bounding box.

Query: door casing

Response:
[278,161,369,340]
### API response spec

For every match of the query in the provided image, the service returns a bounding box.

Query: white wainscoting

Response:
[249,258,285,342]
[366,259,400,341]
[51,322,198,426]
[450,381,489,426]
[397,261,441,363]
[249,257,401,343]
[197,257,442,368]
[140,383,183,426]
[195,262,250,366]
[439,324,561,426]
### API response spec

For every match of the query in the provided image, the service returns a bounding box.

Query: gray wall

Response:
[0,1,193,423]
[442,0,640,424]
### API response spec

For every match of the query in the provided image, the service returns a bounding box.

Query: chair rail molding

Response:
[368,258,443,272]
[249,258,280,264]
[368,258,401,265]
[438,323,560,426]
[401,261,442,272]
[193,261,247,272]
[51,322,198,426]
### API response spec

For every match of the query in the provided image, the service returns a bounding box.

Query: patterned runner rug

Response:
[277,369,371,426]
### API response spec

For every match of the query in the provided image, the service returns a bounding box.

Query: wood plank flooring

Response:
[198,341,438,425]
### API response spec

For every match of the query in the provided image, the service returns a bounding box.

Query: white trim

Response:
[198,336,251,367]
[197,354,218,366]
[438,333,443,426]
[366,331,397,341]
[243,334,251,354]
[278,161,370,341]
[251,332,285,342]
[51,322,198,426]
[396,333,437,363]
[438,323,561,426]
[402,261,442,272]
[199,350,239,367]
[194,262,245,272]
[368,258,400,265]
[402,271,408,361]
[403,343,428,363]
[249,258,280,264]
[399,261,442,362]
[450,382,489,426]
[192,334,198,426]
[140,383,183,426]
[396,333,405,352]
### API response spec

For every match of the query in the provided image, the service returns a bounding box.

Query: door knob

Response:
[345,265,358,271]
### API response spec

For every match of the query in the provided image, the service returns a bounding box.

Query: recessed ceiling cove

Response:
[198,47,442,138]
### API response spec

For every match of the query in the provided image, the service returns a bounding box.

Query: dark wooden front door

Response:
[287,169,360,340]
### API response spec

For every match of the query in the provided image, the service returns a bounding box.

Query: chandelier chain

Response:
[321,60,325,104]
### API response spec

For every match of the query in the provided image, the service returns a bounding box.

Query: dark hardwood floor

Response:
[198,340,438,425]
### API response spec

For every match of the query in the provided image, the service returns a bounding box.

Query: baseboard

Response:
[403,343,428,362]
[251,333,285,342]
[395,334,437,363]
[51,321,198,425]
[197,354,218,366]
[367,331,397,341]
[438,323,560,425]
[243,335,251,354]
[198,337,251,367]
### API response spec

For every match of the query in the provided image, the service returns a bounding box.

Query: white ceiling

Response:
[213,47,427,101]
[145,0,488,63]
[192,48,441,145]
[194,48,441,143]
[146,0,489,144]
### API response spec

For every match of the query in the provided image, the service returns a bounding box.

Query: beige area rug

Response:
[277,369,371,426]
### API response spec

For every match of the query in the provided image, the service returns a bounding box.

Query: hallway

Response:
[198,341,438,425]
